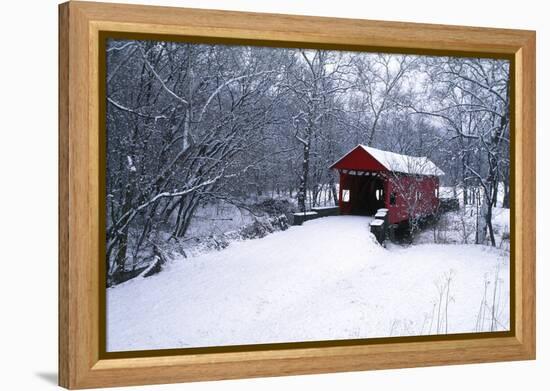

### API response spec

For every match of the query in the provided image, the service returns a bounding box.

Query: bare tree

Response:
[284,49,353,211]
[410,57,510,246]
[106,41,291,282]
[353,54,418,146]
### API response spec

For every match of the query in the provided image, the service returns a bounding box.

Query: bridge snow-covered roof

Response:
[330,145,444,177]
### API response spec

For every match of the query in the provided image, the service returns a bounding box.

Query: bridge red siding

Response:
[332,146,440,225]
[331,146,387,172]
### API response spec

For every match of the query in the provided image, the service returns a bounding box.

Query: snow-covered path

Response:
[107,216,509,352]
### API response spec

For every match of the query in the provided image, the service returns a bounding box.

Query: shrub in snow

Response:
[240,220,275,240]
[252,199,295,217]
[204,235,230,251]
[239,214,289,240]
[141,255,163,278]
[272,215,289,231]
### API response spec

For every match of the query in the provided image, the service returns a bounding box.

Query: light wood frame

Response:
[59,1,536,389]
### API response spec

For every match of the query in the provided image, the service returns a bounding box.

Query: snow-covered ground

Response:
[416,206,510,248]
[107,215,509,352]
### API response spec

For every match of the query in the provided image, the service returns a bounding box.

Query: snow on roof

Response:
[359,145,444,176]
[293,211,318,216]
[330,144,444,177]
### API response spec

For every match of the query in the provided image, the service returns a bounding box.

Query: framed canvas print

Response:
[58,1,536,389]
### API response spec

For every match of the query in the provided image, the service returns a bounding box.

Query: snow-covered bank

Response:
[107,216,509,352]
[416,206,510,249]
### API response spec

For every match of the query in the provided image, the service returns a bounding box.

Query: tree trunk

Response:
[113,183,133,277]
[486,200,496,247]
[476,190,487,245]
[297,140,311,212]
[330,180,338,206]
[486,177,498,246]
[502,166,510,208]
[491,180,499,208]
[311,184,319,207]
[173,193,200,238]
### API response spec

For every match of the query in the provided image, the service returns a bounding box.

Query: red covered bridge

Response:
[330,145,444,225]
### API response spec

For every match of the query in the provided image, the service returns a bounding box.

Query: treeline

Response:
[106,39,510,280]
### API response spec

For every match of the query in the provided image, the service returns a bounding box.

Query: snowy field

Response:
[107,215,509,352]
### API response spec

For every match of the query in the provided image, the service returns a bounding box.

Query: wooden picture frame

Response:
[59,1,536,389]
